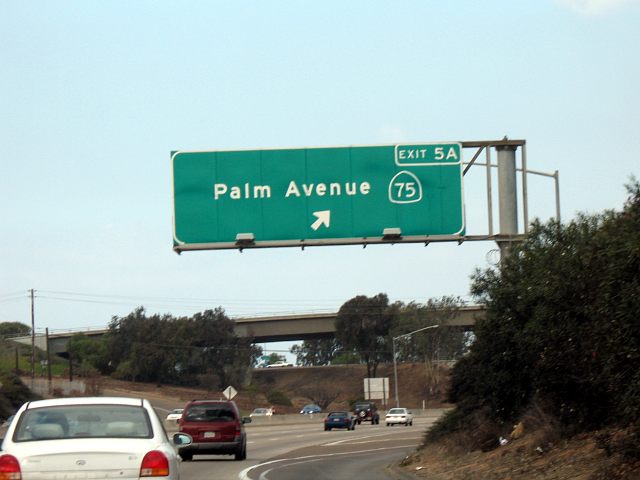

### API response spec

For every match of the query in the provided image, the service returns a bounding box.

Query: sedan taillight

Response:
[0,454,21,480]
[140,450,170,477]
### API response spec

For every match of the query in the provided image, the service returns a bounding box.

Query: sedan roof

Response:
[23,397,145,409]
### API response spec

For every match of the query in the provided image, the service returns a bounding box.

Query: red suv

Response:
[177,400,251,461]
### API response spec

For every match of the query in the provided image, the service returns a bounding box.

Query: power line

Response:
[0,290,28,299]
[0,292,28,303]
[1,289,475,323]
[32,290,343,313]
[37,289,343,306]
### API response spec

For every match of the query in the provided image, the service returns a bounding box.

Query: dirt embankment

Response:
[97,362,450,414]
[399,430,640,480]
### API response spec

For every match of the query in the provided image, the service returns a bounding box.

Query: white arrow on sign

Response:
[311,210,331,231]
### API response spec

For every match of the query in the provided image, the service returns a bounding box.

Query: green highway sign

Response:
[172,143,465,251]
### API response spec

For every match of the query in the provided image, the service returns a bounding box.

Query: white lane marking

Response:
[259,458,323,480]
[238,444,414,480]
[323,430,422,446]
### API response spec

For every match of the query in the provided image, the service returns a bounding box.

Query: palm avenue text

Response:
[213,180,372,200]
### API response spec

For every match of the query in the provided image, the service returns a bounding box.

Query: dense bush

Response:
[266,389,292,407]
[0,373,40,419]
[430,181,640,443]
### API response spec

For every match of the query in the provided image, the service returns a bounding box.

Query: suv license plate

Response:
[203,432,216,438]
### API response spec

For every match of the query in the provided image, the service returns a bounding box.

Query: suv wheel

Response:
[235,442,246,461]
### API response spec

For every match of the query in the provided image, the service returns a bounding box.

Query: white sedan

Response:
[266,361,293,368]
[249,407,274,417]
[385,407,414,426]
[0,396,192,480]
[165,408,184,423]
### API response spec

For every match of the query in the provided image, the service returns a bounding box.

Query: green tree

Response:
[0,322,31,338]
[105,308,175,383]
[67,333,109,373]
[291,338,342,366]
[335,293,395,378]
[392,297,469,363]
[437,180,640,441]
[105,306,261,387]
[0,372,39,419]
[392,297,469,397]
[267,352,285,364]
[331,351,360,365]
[184,308,260,388]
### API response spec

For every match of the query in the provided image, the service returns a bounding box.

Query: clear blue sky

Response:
[1,1,638,358]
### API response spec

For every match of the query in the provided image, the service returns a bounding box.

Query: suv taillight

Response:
[0,454,21,480]
[140,451,169,477]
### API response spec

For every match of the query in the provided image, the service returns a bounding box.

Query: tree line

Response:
[292,295,471,377]
[67,307,261,390]
[1,295,470,391]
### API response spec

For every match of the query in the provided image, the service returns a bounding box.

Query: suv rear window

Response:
[184,405,236,422]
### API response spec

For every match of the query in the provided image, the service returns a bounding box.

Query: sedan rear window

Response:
[388,408,407,415]
[328,412,349,418]
[14,405,152,441]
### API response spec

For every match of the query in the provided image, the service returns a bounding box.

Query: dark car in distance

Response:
[300,404,321,415]
[323,411,355,431]
[353,401,380,424]
[177,399,251,461]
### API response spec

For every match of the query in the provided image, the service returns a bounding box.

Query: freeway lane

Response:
[172,414,443,480]
[240,432,422,480]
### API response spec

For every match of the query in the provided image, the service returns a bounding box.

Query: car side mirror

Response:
[173,433,192,446]
[242,417,252,424]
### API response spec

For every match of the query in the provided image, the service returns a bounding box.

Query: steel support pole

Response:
[496,144,518,258]
[393,324,438,408]
[393,338,399,407]
[30,289,35,379]
[554,170,561,223]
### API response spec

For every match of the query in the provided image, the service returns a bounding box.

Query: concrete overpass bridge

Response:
[12,305,485,356]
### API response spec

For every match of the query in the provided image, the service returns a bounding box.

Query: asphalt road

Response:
[158,413,442,480]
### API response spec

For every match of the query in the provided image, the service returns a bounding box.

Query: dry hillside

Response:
[97,362,450,414]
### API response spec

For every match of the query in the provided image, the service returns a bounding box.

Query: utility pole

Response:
[46,328,52,388]
[30,289,35,379]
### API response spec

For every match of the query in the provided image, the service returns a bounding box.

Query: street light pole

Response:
[393,324,439,407]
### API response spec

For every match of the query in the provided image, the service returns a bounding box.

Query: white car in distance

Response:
[385,407,414,426]
[165,408,184,423]
[249,407,274,417]
[0,396,192,480]
[266,361,293,368]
